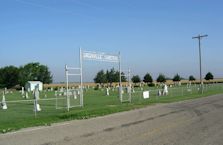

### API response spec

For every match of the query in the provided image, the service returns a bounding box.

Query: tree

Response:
[94,68,127,86]
[189,75,196,81]
[94,70,107,84]
[205,72,214,81]
[143,73,153,84]
[106,68,126,84]
[156,74,166,83]
[106,68,117,84]
[131,75,141,84]
[0,66,19,88]
[121,72,127,82]
[173,74,181,82]
[19,62,53,86]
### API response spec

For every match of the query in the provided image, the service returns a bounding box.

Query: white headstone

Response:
[1,92,7,110]
[73,91,77,99]
[143,91,149,99]
[127,86,131,94]
[36,104,41,111]
[163,84,168,95]
[34,103,41,112]
[132,88,135,93]
[67,91,72,96]
[158,90,162,96]
[187,88,192,92]
[106,88,109,96]
[34,87,41,112]
[60,87,64,93]
[55,91,58,96]
[21,87,24,95]
[4,88,8,94]
[25,92,29,99]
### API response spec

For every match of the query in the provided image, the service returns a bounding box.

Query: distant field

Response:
[44,78,223,88]
[0,84,223,133]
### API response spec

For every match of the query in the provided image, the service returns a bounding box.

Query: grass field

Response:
[0,84,223,133]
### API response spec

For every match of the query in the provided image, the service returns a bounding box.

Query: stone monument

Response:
[1,92,7,110]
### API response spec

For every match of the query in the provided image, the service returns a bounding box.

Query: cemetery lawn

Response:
[1,85,223,133]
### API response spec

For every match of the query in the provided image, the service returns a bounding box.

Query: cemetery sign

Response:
[82,51,119,63]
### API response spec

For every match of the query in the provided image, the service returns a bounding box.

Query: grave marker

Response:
[34,88,41,112]
[25,92,29,99]
[1,92,7,110]
[106,88,110,96]
[143,91,149,99]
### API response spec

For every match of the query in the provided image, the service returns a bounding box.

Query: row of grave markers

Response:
[3,82,209,111]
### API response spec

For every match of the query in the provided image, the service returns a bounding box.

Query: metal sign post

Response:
[120,68,132,102]
[64,48,131,111]
[80,48,83,107]
[64,63,83,111]
[82,49,126,102]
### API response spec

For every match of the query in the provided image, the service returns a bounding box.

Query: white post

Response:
[65,65,69,111]
[128,68,131,102]
[119,52,122,102]
[80,47,83,107]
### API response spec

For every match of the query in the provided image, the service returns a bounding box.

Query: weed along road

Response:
[1,94,223,145]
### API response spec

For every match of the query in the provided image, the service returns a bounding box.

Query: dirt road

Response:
[1,94,223,145]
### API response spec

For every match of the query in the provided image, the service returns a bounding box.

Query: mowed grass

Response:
[0,84,223,133]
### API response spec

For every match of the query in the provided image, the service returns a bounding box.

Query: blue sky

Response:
[0,0,223,82]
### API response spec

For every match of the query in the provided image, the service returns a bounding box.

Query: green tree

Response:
[19,62,53,86]
[94,70,107,84]
[143,73,153,84]
[173,74,181,82]
[205,72,214,81]
[106,68,116,84]
[0,66,19,88]
[94,68,126,86]
[131,75,141,84]
[156,74,166,83]
[189,75,196,81]
[106,68,126,84]
[121,72,127,82]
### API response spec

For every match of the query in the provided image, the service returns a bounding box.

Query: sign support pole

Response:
[80,47,83,107]
[65,65,70,111]
[119,52,122,101]
[128,68,131,102]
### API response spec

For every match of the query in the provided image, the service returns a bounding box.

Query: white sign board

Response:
[143,91,149,99]
[82,51,119,63]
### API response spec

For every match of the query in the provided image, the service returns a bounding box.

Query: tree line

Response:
[94,69,214,85]
[94,68,127,86]
[131,72,214,84]
[0,62,53,88]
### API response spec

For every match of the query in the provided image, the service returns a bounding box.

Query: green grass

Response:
[0,84,223,133]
